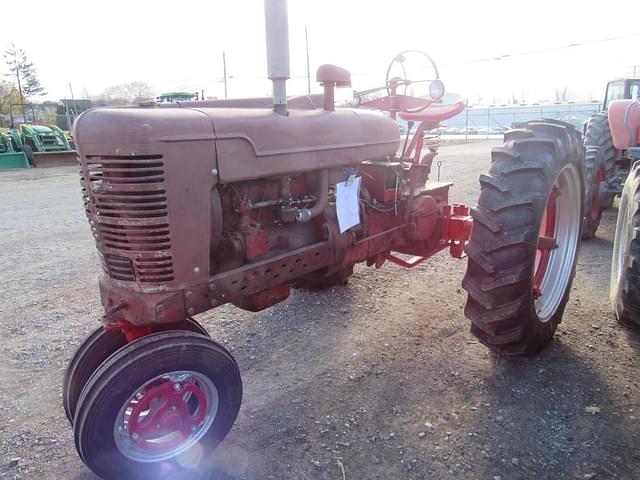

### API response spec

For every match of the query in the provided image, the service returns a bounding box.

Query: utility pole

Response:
[305,26,311,94]
[69,82,77,114]
[201,89,205,101]
[223,51,228,99]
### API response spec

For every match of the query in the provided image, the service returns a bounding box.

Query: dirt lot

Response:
[1,140,639,480]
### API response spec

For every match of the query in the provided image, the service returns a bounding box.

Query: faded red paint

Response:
[74,64,473,337]
[608,99,640,149]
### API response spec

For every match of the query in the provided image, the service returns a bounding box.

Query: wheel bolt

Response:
[173,382,181,392]
[131,433,140,441]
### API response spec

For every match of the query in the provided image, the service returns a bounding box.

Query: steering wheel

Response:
[384,50,444,113]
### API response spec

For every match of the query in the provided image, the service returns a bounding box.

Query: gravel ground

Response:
[0,140,639,480]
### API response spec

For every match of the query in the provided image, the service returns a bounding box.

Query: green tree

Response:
[4,44,47,104]
[0,80,21,115]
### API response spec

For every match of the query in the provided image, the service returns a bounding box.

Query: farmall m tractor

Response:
[65,2,585,477]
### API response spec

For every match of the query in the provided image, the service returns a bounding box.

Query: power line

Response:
[459,32,640,65]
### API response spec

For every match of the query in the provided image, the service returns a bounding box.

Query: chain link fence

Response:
[0,113,78,131]
[400,102,602,138]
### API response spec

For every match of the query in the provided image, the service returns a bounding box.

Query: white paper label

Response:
[336,176,361,234]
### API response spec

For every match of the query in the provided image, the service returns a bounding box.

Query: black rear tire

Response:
[611,162,640,328]
[293,264,354,290]
[63,318,208,424]
[582,146,607,239]
[463,120,584,355]
[74,331,242,480]
[584,112,617,208]
[21,144,34,166]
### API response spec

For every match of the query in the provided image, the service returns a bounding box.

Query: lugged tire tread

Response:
[612,162,640,327]
[463,120,584,355]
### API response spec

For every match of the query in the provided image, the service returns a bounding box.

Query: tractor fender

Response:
[608,99,640,149]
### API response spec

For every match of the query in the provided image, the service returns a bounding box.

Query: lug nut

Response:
[173,382,181,392]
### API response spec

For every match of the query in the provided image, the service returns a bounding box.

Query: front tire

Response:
[63,318,209,424]
[74,331,242,479]
[610,162,640,328]
[463,120,584,355]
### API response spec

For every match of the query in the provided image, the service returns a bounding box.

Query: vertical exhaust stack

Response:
[264,0,290,115]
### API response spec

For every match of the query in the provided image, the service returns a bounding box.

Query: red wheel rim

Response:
[534,186,559,299]
[590,167,604,220]
[114,371,218,462]
[127,380,207,453]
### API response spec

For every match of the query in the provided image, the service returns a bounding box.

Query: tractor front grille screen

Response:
[82,155,175,284]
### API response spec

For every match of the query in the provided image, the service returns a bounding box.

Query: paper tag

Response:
[336,176,361,233]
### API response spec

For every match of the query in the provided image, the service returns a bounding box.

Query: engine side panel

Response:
[207,107,400,182]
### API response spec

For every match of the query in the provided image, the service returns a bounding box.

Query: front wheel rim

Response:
[113,370,219,462]
[534,163,582,322]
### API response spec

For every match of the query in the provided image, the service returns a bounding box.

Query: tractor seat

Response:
[398,100,467,123]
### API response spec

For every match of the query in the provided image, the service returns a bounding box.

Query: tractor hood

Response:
[31,125,55,134]
[74,105,400,182]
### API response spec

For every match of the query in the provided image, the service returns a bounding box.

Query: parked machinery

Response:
[607,96,640,328]
[582,77,640,238]
[0,128,29,169]
[64,1,585,477]
[8,104,77,167]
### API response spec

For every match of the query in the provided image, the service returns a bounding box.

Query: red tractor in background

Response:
[64,1,586,477]
[581,78,640,328]
[607,96,640,328]
[582,77,640,238]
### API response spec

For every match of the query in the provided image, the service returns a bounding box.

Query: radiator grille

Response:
[83,155,175,284]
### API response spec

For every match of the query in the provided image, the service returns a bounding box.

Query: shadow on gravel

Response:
[620,324,640,351]
[476,339,634,479]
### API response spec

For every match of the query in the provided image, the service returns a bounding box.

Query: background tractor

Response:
[0,128,29,169]
[7,104,77,167]
[64,1,586,477]
[607,95,640,328]
[582,77,640,238]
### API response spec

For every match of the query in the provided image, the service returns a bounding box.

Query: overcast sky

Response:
[1,0,638,105]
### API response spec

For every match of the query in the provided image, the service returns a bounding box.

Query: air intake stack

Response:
[264,0,290,116]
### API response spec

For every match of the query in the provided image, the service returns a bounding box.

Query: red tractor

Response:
[607,95,640,328]
[582,77,640,238]
[64,1,586,477]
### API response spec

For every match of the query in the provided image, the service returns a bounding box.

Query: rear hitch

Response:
[441,204,473,258]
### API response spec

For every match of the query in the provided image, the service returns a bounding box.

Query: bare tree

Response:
[4,44,46,104]
[554,86,574,103]
[98,81,155,105]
